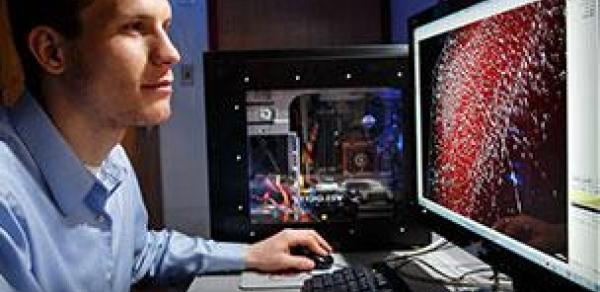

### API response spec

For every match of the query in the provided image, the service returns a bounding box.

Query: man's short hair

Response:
[7,0,94,95]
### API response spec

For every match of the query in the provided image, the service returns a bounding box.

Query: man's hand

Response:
[244,229,333,272]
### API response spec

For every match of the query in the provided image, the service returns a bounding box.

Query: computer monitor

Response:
[411,0,598,290]
[204,46,430,250]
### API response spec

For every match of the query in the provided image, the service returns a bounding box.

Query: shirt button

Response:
[106,272,112,281]
[96,215,106,223]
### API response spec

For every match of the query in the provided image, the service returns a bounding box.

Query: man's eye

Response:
[123,22,145,33]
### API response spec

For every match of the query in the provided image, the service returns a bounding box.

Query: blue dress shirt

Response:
[0,92,247,292]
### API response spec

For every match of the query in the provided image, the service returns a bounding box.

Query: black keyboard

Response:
[301,263,412,292]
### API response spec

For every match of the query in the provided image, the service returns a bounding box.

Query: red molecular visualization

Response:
[426,0,566,232]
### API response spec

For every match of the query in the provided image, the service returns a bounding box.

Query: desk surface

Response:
[187,243,512,292]
[187,251,390,292]
[187,274,252,292]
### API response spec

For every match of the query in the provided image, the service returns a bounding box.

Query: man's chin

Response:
[150,109,172,125]
[135,106,172,126]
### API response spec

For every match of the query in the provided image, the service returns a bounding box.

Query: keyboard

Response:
[301,263,412,292]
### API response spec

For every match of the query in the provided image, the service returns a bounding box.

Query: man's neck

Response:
[39,89,125,166]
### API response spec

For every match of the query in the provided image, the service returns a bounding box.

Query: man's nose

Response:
[152,30,181,67]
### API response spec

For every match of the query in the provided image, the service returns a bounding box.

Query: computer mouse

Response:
[310,253,334,270]
[290,247,334,270]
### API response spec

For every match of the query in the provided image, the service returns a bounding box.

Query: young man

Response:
[0,0,332,291]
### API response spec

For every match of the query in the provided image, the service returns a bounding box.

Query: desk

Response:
[187,243,512,292]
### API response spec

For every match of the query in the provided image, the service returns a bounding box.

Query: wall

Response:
[390,0,438,44]
[210,0,387,49]
[160,0,211,236]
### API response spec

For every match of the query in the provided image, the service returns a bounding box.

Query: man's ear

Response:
[27,26,67,75]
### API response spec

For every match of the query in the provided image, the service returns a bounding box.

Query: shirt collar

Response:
[8,91,125,216]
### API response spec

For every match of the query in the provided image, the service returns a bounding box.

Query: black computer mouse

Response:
[290,247,334,270]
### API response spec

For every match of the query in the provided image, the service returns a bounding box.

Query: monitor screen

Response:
[247,88,406,224]
[413,0,598,290]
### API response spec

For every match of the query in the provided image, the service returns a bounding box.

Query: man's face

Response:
[62,0,180,127]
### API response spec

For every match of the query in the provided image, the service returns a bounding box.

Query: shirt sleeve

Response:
[0,191,43,292]
[132,229,248,284]
[115,144,248,285]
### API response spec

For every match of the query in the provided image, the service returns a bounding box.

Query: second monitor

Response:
[204,46,430,250]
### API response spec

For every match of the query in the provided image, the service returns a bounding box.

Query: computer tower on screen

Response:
[204,46,431,250]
